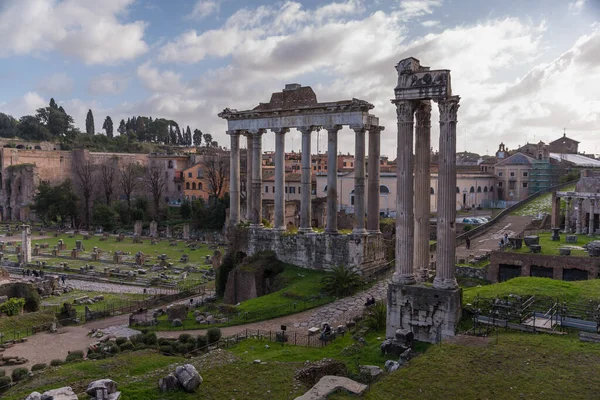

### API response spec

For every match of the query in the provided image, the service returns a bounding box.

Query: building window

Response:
[380,185,391,194]
[510,172,515,177]
[456,187,460,193]
[168,160,174,169]
[430,187,435,195]
[272,186,275,193]
[177,185,181,192]
[265,186,269,193]
[523,172,528,177]
[188,172,192,178]
[343,162,347,167]
[198,182,203,190]
[323,185,327,192]
[298,186,301,194]
[523,182,528,188]
[490,186,494,192]
[509,181,516,190]
[290,187,295,194]
[484,186,488,193]
[477,186,482,193]
[285,187,288,193]
[186,182,190,190]
[499,182,503,187]
[351,196,354,206]
[313,166,317,171]
[197,169,203,178]
[470,186,475,193]
[192,182,196,190]
[498,172,503,177]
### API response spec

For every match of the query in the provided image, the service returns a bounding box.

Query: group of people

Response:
[22,269,44,278]
[364,296,377,307]
[499,233,510,248]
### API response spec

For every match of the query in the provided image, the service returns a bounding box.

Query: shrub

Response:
[50,359,64,367]
[463,225,472,232]
[119,341,134,351]
[363,301,387,331]
[0,297,26,316]
[65,350,84,362]
[158,338,172,346]
[321,265,364,297]
[31,363,47,372]
[107,343,121,354]
[0,376,11,393]
[129,334,143,345]
[159,345,174,354]
[115,337,128,346]
[207,328,222,344]
[133,343,147,351]
[197,335,208,348]
[11,367,28,382]
[143,332,157,346]
[178,333,192,343]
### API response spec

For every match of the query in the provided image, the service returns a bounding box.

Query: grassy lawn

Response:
[512,185,575,216]
[0,311,56,340]
[509,232,600,256]
[40,290,148,314]
[463,277,600,304]
[330,332,600,400]
[149,265,333,330]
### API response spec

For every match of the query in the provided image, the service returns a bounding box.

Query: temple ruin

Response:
[219,84,386,273]
[386,58,462,343]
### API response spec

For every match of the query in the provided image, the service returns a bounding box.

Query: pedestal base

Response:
[386,283,462,344]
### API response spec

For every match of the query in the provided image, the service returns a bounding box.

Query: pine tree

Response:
[85,109,95,135]
[118,119,126,135]
[102,116,114,138]
[193,129,202,147]
[49,98,58,110]
[176,125,183,145]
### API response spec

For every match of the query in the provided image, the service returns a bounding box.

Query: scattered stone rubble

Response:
[158,363,202,393]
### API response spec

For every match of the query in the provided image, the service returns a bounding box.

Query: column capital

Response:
[437,96,460,123]
[415,101,432,128]
[298,126,316,135]
[393,100,417,123]
[248,128,266,136]
[272,127,290,135]
[323,125,342,133]
[368,126,385,134]
[226,130,242,136]
[349,124,367,133]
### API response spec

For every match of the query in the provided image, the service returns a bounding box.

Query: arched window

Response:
[484,186,488,193]
[185,182,190,190]
[192,182,196,190]
[380,185,390,193]
[490,186,494,192]
[477,186,482,193]
[456,187,460,194]
[198,182,203,190]
[430,187,435,195]
[470,186,475,193]
[323,185,327,192]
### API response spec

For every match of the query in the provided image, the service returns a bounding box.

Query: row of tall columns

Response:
[392,96,460,290]
[228,125,383,234]
[555,195,597,235]
[413,102,432,282]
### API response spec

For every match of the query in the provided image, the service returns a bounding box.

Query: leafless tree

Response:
[75,161,96,229]
[203,154,229,202]
[145,162,167,219]
[100,158,117,205]
[119,162,143,208]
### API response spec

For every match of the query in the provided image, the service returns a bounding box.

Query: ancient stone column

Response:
[229,131,241,226]
[351,125,367,235]
[433,96,460,290]
[551,192,560,228]
[368,126,383,233]
[21,225,31,264]
[414,101,432,282]
[325,125,342,234]
[273,128,289,230]
[246,134,254,221]
[589,199,595,236]
[393,100,416,285]
[576,198,584,234]
[299,126,314,233]
[564,197,571,233]
[250,129,264,227]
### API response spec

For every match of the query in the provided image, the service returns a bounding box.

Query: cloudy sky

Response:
[1,0,599,159]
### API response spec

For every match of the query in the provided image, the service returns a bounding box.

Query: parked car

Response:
[462,218,481,225]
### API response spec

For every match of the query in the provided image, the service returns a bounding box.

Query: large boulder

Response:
[172,318,183,327]
[158,373,180,392]
[86,379,118,396]
[359,365,384,381]
[385,360,400,372]
[25,393,42,400]
[40,386,78,400]
[175,364,202,392]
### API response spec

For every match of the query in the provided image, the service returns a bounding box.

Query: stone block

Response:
[524,236,540,246]
[386,283,462,344]
[566,235,578,243]
[559,248,571,256]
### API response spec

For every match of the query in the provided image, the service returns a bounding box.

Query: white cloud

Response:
[188,0,220,19]
[136,62,189,94]
[568,0,587,15]
[0,0,148,65]
[421,20,439,27]
[36,72,74,95]
[89,73,129,95]
[395,0,443,21]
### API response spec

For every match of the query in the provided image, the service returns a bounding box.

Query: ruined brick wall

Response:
[488,251,600,283]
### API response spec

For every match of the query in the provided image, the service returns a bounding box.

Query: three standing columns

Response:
[414,102,432,282]
[367,126,383,233]
[325,125,342,234]
[228,131,241,225]
[273,128,289,230]
[299,126,315,232]
[433,96,460,290]
[250,129,264,227]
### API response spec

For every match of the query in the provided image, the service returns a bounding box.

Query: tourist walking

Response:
[466,237,471,250]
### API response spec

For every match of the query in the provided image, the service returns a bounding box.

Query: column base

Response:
[352,228,368,236]
[325,229,339,235]
[368,229,381,235]
[392,272,416,285]
[433,276,458,290]
[273,226,286,232]
[298,227,314,234]
[386,283,462,343]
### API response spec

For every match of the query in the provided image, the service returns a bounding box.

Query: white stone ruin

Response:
[21,224,31,264]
